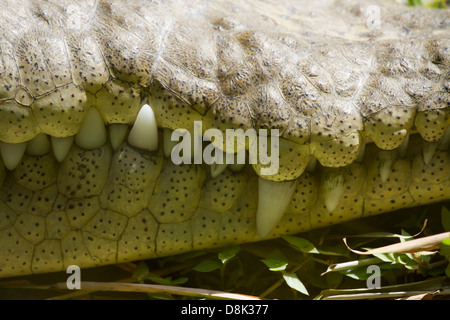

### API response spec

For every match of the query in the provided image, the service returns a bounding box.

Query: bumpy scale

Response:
[0,0,449,278]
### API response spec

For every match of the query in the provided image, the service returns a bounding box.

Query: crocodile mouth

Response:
[0,100,449,278]
[0,0,449,278]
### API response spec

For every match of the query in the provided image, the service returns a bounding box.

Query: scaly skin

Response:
[0,0,449,278]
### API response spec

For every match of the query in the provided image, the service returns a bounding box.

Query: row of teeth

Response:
[0,104,246,175]
[1,104,449,238]
[0,105,152,170]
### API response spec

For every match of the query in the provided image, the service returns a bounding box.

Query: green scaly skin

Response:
[0,0,449,280]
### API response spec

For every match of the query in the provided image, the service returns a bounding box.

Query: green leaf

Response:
[132,262,150,282]
[193,260,222,272]
[282,235,319,254]
[441,207,450,232]
[394,253,414,266]
[408,0,423,6]
[218,245,240,264]
[424,0,446,8]
[372,252,396,263]
[400,229,412,240]
[340,267,372,280]
[261,249,288,271]
[315,243,350,257]
[377,262,404,270]
[439,238,450,259]
[282,272,309,296]
[340,263,399,280]
[403,260,419,270]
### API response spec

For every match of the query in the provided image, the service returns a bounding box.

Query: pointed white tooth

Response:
[378,150,396,183]
[163,128,178,158]
[397,133,409,158]
[128,104,158,151]
[26,133,50,156]
[423,140,438,165]
[75,107,106,150]
[109,124,128,151]
[0,141,27,170]
[256,177,297,238]
[51,136,74,162]
[355,142,366,163]
[322,168,346,214]
[210,163,228,178]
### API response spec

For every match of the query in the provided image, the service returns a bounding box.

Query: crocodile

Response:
[0,0,449,280]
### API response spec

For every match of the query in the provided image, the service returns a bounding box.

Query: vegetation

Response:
[1,202,449,300]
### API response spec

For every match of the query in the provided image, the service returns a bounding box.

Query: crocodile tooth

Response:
[397,133,409,158]
[51,136,74,162]
[75,107,107,150]
[128,104,158,151]
[109,124,128,151]
[256,177,297,237]
[0,141,27,170]
[378,150,396,183]
[210,163,228,178]
[26,133,50,156]
[322,168,345,213]
[423,140,438,165]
